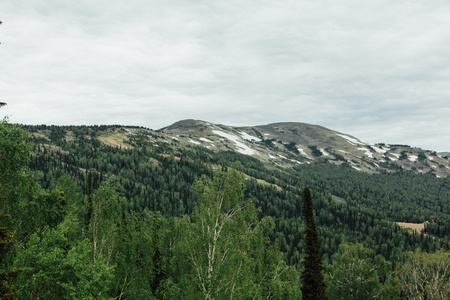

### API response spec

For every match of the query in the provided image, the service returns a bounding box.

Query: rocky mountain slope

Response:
[159,119,450,178]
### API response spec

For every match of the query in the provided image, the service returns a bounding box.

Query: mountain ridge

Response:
[24,119,450,177]
[159,119,450,177]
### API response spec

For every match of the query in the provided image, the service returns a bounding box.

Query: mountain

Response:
[159,119,450,178]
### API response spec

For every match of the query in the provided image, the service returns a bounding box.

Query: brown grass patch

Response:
[397,222,425,234]
[255,178,283,191]
[98,133,133,149]
[241,172,283,191]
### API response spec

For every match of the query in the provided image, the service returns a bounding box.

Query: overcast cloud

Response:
[1,0,450,151]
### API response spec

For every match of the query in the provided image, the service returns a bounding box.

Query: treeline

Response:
[1,122,449,298]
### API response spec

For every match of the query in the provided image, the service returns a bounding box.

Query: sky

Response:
[1,1,450,152]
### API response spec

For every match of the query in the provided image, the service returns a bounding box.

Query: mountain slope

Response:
[160,119,450,178]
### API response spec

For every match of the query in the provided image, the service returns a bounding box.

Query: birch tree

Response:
[173,168,256,299]
[191,168,255,299]
[89,179,124,265]
[397,249,450,300]
[325,243,398,299]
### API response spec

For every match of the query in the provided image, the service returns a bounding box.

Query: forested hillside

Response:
[1,121,449,298]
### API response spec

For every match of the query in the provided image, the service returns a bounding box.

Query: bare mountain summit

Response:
[159,119,450,177]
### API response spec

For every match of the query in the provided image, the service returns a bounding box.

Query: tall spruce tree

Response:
[84,171,93,236]
[301,186,327,300]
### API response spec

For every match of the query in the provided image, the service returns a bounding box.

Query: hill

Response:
[161,119,450,177]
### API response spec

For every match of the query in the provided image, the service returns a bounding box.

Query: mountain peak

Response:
[160,119,208,131]
[159,120,450,177]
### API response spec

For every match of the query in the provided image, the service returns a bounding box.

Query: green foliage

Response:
[301,186,327,299]
[89,179,126,265]
[4,123,449,299]
[23,124,450,264]
[397,249,450,299]
[0,120,31,298]
[0,195,19,299]
[36,188,67,228]
[167,169,300,299]
[308,145,323,157]
[263,138,276,147]
[13,225,113,299]
[85,171,94,235]
[0,120,32,186]
[111,212,158,299]
[285,142,300,154]
[149,211,166,297]
[170,168,257,299]
[418,152,427,161]
[399,151,408,160]
[325,243,400,299]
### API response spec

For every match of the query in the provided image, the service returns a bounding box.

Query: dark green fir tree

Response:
[301,186,327,300]
[84,171,93,236]
[0,193,19,299]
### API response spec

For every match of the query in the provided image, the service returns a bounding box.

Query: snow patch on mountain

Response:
[239,131,261,142]
[409,155,418,162]
[199,137,213,143]
[189,139,200,145]
[373,146,389,153]
[358,147,374,158]
[212,130,257,155]
[298,147,311,159]
[336,134,366,145]
[389,153,400,161]
[351,165,361,171]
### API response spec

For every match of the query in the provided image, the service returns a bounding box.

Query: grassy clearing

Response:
[256,178,283,191]
[98,133,133,149]
[397,222,425,234]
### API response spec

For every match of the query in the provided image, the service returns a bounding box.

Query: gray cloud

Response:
[1,0,450,151]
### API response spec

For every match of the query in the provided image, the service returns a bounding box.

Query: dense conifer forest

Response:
[1,122,449,298]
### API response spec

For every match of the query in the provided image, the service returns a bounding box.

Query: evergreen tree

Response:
[0,193,18,299]
[301,186,327,300]
[84,171,93,236]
